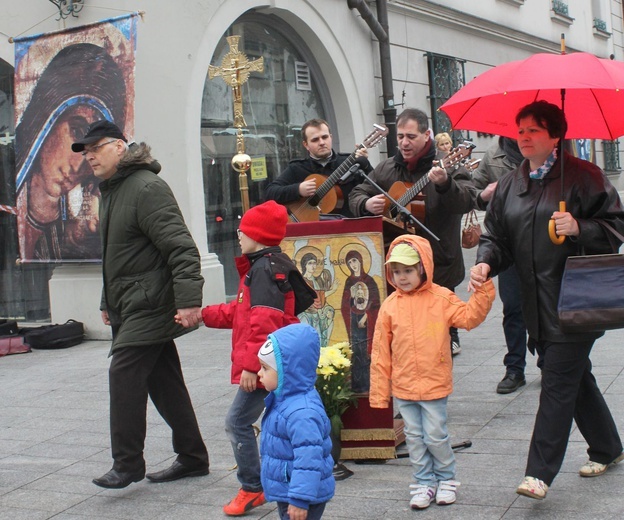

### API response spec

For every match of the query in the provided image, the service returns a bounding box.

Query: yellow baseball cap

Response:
[385,243,421,265]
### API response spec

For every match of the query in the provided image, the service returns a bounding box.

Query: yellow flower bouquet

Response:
[315,341,358,437]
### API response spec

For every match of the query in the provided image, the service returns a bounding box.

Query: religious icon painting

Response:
[281,216,387,394]
[13,13,139,262]
[571,139,595,163]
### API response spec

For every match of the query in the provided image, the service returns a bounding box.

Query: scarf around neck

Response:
[529,147,558,180]
[404,138,434,171]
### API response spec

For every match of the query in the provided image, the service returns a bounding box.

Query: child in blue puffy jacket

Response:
[257,323,335,519]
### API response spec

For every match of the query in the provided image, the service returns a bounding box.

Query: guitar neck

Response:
[312,145,363,202]
[396,174,430,207]
[394,149,462,208]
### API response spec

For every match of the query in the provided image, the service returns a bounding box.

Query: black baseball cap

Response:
[71,120,127,152]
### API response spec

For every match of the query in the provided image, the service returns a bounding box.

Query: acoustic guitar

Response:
[286,124,389,222]
[384,141,476,223]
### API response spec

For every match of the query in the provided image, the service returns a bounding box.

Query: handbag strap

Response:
[597,219,624,243]
[464,210,478,227]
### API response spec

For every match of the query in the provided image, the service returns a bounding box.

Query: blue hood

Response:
[268,323,320,398]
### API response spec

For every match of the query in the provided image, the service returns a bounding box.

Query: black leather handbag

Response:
[558,221,624,333]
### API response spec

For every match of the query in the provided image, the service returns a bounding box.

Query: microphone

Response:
[340,163,363,183]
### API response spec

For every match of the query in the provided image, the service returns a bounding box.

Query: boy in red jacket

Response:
[195,201,315,516]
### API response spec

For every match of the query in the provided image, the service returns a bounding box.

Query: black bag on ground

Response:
[0,320,19,336]
[21,320,85,350]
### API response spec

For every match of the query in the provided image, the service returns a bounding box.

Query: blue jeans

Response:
[225,387,268,492]
[277,502,326,519]
[498,265,527,376]
[396,397,455,487]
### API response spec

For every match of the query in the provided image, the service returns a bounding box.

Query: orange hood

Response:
[385,234,435,294]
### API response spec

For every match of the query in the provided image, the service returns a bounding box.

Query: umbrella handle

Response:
[548,201,567,245]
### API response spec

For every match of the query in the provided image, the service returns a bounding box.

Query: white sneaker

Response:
[409,483,436,509]
[436,480,460,505]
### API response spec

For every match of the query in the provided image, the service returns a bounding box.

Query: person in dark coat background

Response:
[472,137,528,394]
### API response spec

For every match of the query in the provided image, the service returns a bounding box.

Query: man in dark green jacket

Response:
[72,121,209,489]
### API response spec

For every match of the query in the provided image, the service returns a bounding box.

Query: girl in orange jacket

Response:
[370,235,495,510]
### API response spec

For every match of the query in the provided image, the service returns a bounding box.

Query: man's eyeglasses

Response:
[81,140,117,156]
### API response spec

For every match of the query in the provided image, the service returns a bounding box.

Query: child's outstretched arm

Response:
[197,300,237,329]
[448,277,496,331]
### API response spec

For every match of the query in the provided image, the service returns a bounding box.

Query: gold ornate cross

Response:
[208,36,264,213]
[209,35,264,142]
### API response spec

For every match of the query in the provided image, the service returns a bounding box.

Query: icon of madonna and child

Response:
[14,34,134,263]
[291,240,383,394]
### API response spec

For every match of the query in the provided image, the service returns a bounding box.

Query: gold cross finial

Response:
[209,36,264,132]
[208,36,264,214]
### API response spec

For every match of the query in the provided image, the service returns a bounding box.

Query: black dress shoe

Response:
[146,460,209,483]
[92,468,145,489]
[496,373,526,394]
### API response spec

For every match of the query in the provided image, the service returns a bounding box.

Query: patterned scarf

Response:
[529,147,558,180]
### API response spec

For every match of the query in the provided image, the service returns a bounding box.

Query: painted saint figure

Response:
[298,252,338,348]
[341,249,381,393]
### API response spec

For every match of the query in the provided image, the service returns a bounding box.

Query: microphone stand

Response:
[358,171,440,242]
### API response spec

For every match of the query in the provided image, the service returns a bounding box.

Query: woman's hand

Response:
[552,211,579,237]
[468,263,491,292]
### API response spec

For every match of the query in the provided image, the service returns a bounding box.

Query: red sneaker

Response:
[223,489,266,516]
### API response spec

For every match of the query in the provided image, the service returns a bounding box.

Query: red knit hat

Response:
[239,201,288,246]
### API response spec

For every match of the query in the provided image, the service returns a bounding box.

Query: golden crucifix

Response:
[209,35,264,213]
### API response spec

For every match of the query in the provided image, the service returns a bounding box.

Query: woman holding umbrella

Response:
[469,101,624,500]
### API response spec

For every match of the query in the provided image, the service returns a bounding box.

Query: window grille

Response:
[425,51,467,143]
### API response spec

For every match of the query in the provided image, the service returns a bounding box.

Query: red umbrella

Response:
[441,50,624,244]
[440,52,624,140]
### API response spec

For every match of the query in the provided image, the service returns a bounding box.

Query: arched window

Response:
[201,13,334,295]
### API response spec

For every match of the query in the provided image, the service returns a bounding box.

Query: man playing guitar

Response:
[264,118,372,218]
[349,108,476,356]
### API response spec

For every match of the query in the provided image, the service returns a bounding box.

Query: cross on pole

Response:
[208,36,264,213]
[209,36,264,137]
